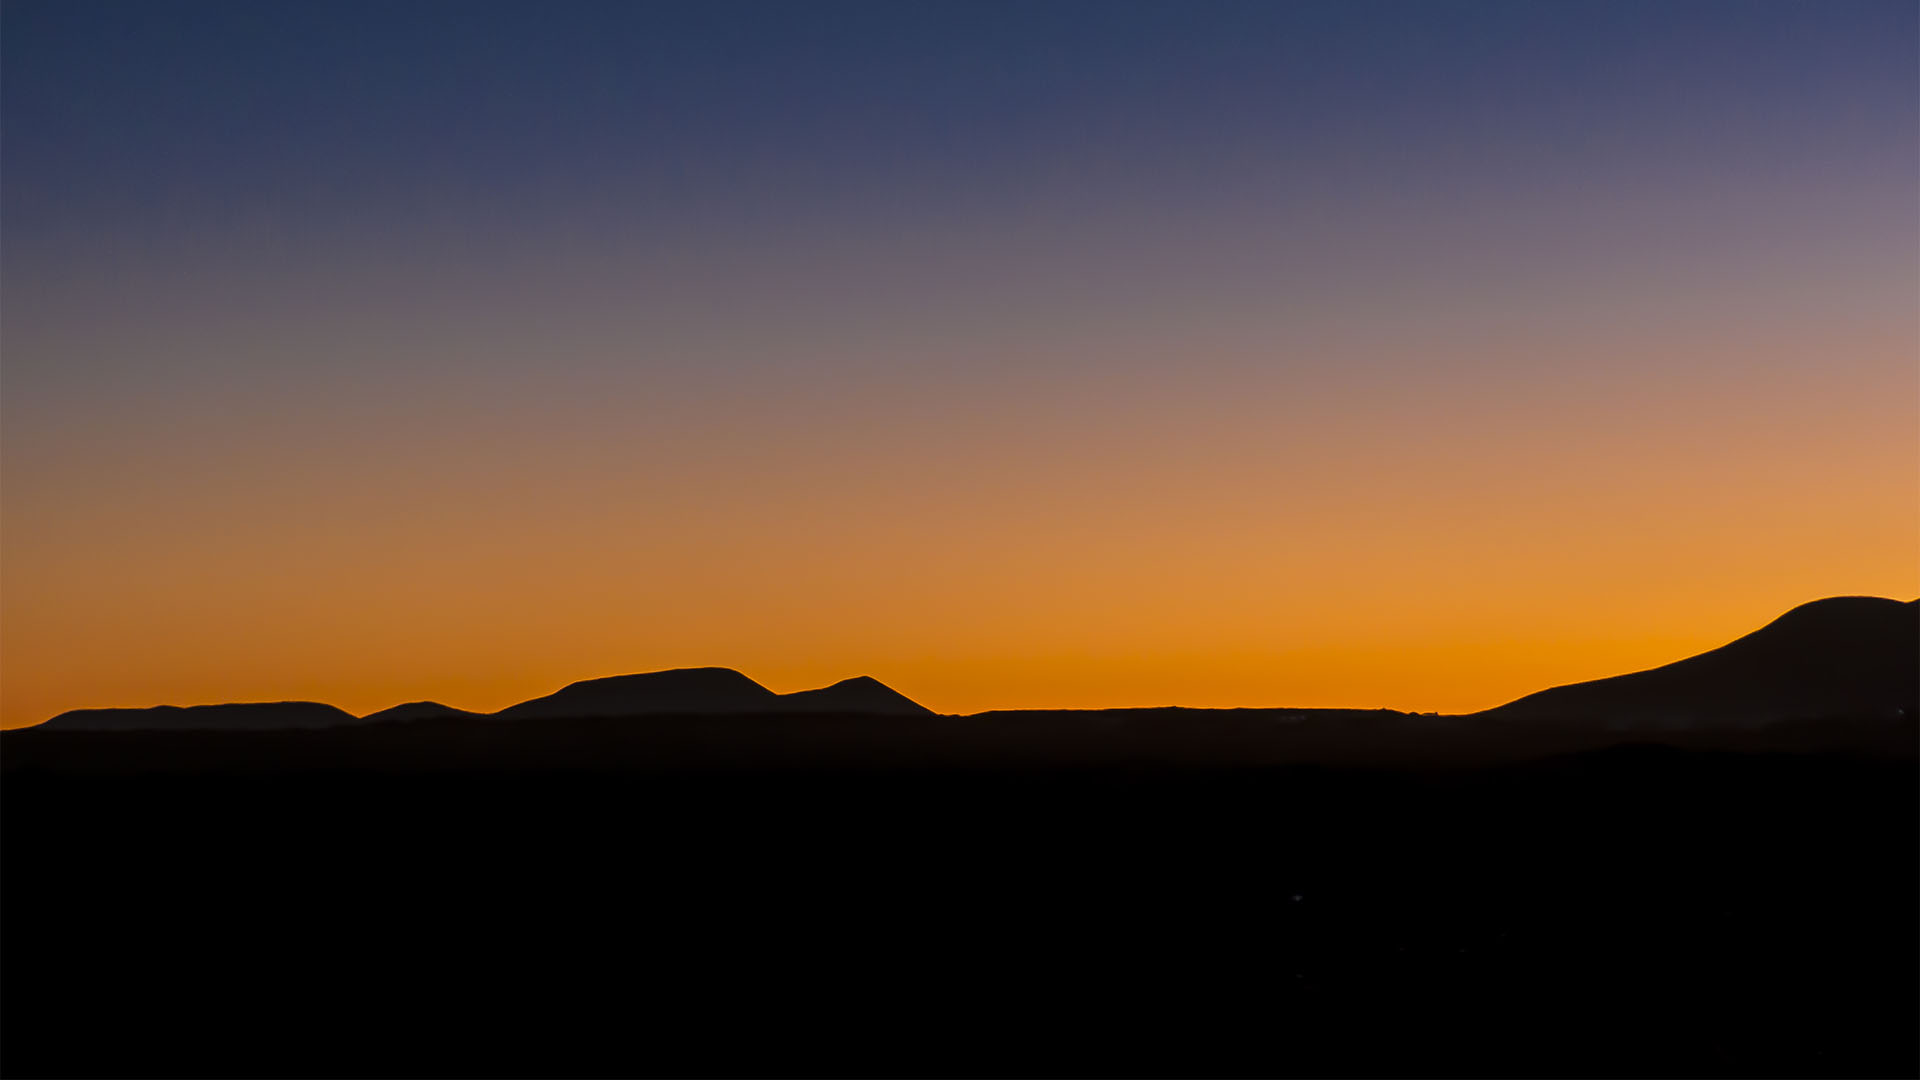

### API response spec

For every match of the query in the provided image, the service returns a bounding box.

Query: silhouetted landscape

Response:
[9,1,1914,1074]
[3,597,1914,1077]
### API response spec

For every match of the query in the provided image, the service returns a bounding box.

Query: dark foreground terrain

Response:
[4,727,1915,1078]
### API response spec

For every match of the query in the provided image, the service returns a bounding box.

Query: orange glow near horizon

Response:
[4,293,1913,727]
[4,58,1915,730]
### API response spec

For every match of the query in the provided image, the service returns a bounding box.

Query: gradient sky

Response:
[3,0,1915,726]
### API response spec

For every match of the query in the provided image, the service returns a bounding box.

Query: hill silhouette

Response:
[494,666,781,720]
[773,675,934,716]
[490,667,942,720]
[5,597,1915,1077]
[26,669,935,729]
[1480,596,1917,729]
[37,701,361,732]
[18,597,1913,734]
[358,701,487,724]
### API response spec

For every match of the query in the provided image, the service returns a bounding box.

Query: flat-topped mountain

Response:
[493,667,784,720]
[1480,596,1917,729]
[39,701,363,732]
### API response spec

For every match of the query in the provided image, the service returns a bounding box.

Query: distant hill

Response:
[359,701,488,724]
[39,702,363,732]
[23,598,1910,733]
[1479,596,1918,730]
[492,668,935,720]
[774,676,933,716]
[492,667,784,721]
[23,668,936,729]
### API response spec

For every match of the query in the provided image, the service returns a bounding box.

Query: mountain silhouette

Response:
[22,598,1910,731]
[24,669,935,728]
[359,701,487,724]
[493,668,936,720]
[39,701,362,732]
[1480,596,1918,729]
[773,675,934,716]
[491,667,782,720]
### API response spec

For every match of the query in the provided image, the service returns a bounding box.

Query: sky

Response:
[2,0,1914,726]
